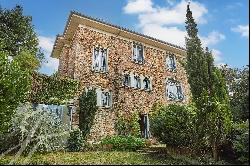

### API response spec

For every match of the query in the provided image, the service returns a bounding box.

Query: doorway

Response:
[139,113,150,139]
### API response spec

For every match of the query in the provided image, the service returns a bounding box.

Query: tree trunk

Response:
[212,139,218,162]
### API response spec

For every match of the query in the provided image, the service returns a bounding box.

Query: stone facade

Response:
[54,13,191,142]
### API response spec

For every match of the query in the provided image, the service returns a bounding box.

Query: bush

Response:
[115,112,140,137]
[66,128,84,152]
[0,103,70,154]
[0,51,31,134]
[231,120,249,164]
[101,135,146,151]
[150,103,196,148]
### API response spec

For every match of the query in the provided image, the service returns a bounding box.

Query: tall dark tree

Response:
[0,5,43,69]
[185,4,232,161]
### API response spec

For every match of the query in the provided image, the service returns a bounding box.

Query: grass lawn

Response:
[0,150,208,165]
[0,151,230,165]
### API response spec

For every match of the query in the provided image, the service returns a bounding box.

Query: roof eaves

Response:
[68,11,186,51]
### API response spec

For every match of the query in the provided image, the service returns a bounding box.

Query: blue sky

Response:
[1,0,249,75]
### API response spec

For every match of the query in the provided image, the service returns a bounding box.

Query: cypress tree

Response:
[184,3,232,161]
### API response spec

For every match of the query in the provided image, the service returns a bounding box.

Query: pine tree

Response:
[185,3,232,161]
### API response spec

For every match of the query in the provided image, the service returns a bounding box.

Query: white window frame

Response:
[134,75,141,89]
[132,42,144,64]
[166,52,177,72]
[166,79,184,101]
[96,88,112,108]
[92,46,108,73]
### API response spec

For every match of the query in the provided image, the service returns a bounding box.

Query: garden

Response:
[0,4,249,165]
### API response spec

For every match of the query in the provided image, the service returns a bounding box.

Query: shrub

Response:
[150,103,196,148]
[0,51,31,134]
[66,128,84,152]
[0,103,70,154]
[231,120,249,164]
[79,89,98,139]
[101,135,146,151]
[115,112,140,137]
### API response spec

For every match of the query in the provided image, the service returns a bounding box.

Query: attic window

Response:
[166,53,176,71]
[132,43,144,64]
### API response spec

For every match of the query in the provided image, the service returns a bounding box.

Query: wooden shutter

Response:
[96,88,102,107]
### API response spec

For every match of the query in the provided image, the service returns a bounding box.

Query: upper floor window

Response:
[123,73,131,87]
[134,75,141,89]
[96,88,112,108]
[92,47,108,72]
[101,91,111,107]
[132,43,144,64]
[143,77,151,91]
[122,72,152,91]
[166,79,184,101]
[166,53,176,71]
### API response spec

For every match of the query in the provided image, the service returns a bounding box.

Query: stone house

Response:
[51,11,191,142]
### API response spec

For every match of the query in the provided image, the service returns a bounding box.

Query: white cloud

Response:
[123,0,208,48]
[200,31,225,47]
[123,0,226,65]
[38,36,54,53]
[38,36,59,75]
[231,25,249,38]
[166,0,176,6]
[211,49,226,67]
[127,0,207,26]
[142,24,187,47]
[123,0,154,14]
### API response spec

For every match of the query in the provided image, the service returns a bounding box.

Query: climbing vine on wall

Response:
[28,72,79,104]
[79,89,98,139]
[115,112,140,137]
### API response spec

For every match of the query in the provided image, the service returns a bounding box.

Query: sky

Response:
[1,0,249,75]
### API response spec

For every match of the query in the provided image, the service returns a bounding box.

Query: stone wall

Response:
[58,24,191,142]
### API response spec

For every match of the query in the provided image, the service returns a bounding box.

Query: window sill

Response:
[167,68,177,72]
[99,106,112,109]
[167,98,184,102]
[92,69,108,74]
[132,59,145,65]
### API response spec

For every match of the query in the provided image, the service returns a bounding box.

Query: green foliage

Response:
[0,103,70,154]
[184,4,232,161]
[79,89,98,139]
[101,135,146,151]
[220,65,249,121]
[66,128,84,152]
[0,51,31,134]
[28,72,79,105]
[115,112,140,137]
[231,120,249,164]
[150,103,196,148]
[0,5,43,62]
